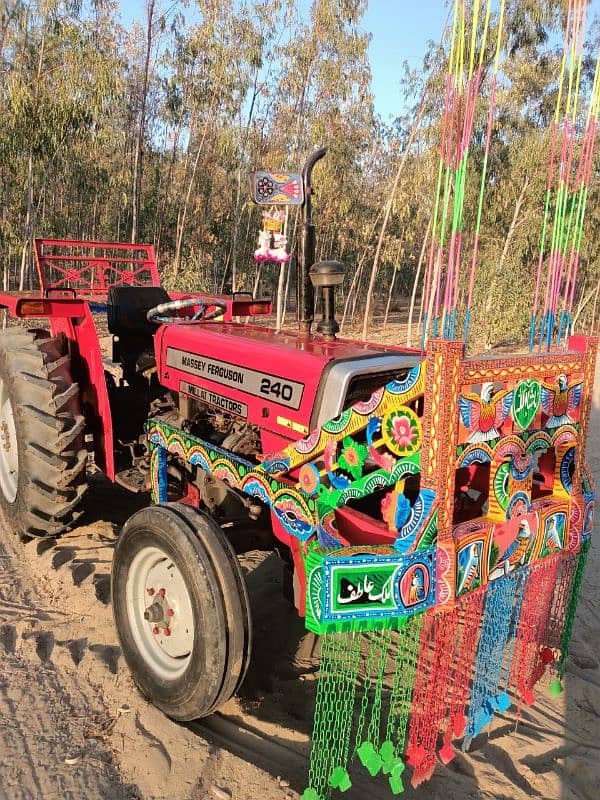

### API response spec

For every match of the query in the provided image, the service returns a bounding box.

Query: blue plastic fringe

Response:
[463,571,522,747]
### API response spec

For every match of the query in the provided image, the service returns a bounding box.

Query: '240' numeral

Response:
[260,377,293,402]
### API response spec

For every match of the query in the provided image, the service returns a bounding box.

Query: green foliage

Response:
[0,0,597,341]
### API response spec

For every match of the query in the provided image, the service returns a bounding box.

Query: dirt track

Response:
[0,356,598,800]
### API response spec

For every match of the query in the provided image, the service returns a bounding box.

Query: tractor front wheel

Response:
[0,329,87,537]
[112,504,252,720]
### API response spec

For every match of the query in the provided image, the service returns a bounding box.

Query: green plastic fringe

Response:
[552,540,591,693]
[302,616,422,799]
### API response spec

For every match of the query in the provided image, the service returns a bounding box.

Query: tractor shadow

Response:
[72,477,486,798]
[33,472,148,607]
[236,550,320,733]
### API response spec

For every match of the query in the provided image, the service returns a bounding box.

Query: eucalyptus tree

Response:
[0,0,121,287]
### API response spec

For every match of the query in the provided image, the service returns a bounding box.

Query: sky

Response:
[118,0,598,121]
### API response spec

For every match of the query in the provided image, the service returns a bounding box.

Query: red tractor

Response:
[0,149,422,719]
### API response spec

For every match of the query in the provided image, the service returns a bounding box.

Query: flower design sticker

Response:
[382,407,422,457]
[338,436,369,480]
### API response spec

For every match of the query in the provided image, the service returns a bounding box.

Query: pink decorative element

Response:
[568,499,582,552]
[381,490,397,531]
[353,387,384,415]
[294,429,321,455]
[553,427,577,446]
[323,440,337,472]
[390,413,418,449]
[436,545,452,605]
[369,444,396,473]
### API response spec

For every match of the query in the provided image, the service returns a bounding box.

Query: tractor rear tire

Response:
[112,503,252,721]
[0,329,87,538]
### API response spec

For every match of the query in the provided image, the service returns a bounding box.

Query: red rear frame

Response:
[0,239,273,484]
[34,238,160,296]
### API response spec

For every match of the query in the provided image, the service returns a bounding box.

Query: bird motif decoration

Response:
[459,383,514,443]
[543,515,563,553]
[540,374,582,428]
[495,519,533,575]
[457,542,481,595]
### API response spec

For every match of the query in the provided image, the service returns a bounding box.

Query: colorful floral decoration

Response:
[382,407,422,457]
[337,436,369,479]
[148,331,596,800]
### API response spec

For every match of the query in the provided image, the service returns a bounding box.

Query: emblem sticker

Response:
[180,381,248,418]
[167,347,304,409]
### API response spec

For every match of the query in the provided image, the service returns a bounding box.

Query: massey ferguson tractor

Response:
[0,149,421,714]
[0,149,596,799]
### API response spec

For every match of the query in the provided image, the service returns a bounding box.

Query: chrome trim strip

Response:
[314,355,420,429]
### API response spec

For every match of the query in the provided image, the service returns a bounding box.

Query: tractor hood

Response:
[156,322,419,442]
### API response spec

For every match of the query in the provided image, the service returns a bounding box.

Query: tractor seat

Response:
[107,285,170,337]
[107,285,170,376]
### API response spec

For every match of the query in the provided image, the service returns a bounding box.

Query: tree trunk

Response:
[383,266,397,329]
[571,278,600,333]
[281,209,300,328]
[19,152,34,291]
[341,248,370,331]
[361,96,427,340]
[19,19,47,291]
[406,216,432,347]
[591,280,600,335]
[484,176,529,346]
[275,209,289,330]
[130,0,155,244]
[384,236,406,329]
[174,70,224,273]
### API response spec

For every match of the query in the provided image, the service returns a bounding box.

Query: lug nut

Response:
[152,626,159,635]
[147,587,155,596]
[163,628,171,636]
[166,608,174,617]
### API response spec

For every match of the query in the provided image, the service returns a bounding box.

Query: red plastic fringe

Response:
[405,608,458,786]
[443,587,486,752]
[510,556,561,706]
[546,554,576,651]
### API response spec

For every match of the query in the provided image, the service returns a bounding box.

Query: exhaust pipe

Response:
[297,146,327,336]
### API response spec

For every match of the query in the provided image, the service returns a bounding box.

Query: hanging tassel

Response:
[405,608,458,786]
[355,629,394,778]
[509,556,560,706]
[303,631,363,800]
[303,619,426,799]
[551,541,591,694]
[464,571,524,747]
[442,586,486,755]
[382,615,423,794]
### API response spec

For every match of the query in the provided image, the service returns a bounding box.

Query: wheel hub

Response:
[143,588,177,636]
[125,546,194,680]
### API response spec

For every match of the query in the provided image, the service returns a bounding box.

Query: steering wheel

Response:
[147,297,228,325]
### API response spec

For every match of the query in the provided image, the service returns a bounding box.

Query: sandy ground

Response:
[0,329,598,800]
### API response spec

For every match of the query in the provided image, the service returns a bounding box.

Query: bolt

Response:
[152,626,159,635]
[163,628,171,636]
[166,608,174,617]
[147,587,155,596]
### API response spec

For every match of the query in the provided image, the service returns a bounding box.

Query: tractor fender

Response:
[48,303,115,478]
[0,295,117,480]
